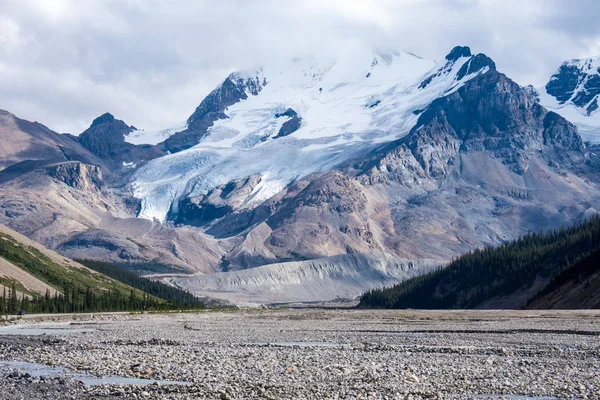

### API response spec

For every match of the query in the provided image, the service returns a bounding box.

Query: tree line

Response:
[0,281,198,316]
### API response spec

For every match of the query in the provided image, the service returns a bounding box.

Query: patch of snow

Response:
[445,66,490,96]
[125,122,187,145]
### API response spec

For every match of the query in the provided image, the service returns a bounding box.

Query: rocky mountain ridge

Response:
[0,109,106,173]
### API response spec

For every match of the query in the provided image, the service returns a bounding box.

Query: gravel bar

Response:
[0,309,599,399]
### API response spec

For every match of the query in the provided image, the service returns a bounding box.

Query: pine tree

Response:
[0,286,5,317]
[8,282,18,314]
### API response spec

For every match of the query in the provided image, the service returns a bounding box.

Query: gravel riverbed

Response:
[0,309,599,399]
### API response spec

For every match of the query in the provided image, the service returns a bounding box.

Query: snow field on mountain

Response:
[124,122,188,145]
[132,49,490,222]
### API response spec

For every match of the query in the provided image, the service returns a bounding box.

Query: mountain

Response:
[0,110,221,273]
[1,46,600,305]
[153,46,600,304]
[537,56,600,144]
[135,46,598,265]
[358,216,600,309]
[0,149,222,274]
[131,47,479,222]
[77,113,166,169]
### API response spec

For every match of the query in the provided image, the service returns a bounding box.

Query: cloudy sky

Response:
[1,0,599,133]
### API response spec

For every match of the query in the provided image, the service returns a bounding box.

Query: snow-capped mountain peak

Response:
[131,46,494,222]
[537,55,600,143]
[546,56,600,114]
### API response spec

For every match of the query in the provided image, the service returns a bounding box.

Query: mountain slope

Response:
[0,223,206,313]
[0,157,222,273]
[0,109,106,172]
[0,222,144,298]
[527,249,600,309]
[174,253,439,305]
[358,216,600,309]
[0,256,58,298]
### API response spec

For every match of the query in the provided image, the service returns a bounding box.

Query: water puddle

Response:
[0,361,192,386]
[0,322,96,336]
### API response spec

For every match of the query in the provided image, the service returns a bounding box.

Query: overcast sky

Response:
[1,0,599,133]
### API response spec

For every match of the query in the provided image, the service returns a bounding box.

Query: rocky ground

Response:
[0,309,599,399]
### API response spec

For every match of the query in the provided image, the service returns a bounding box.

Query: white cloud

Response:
[0,0,598,133]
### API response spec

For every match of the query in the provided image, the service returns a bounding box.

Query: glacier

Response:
[131,48,493,222]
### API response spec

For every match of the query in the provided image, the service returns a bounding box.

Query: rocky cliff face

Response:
[403,67,584,177]
[537,56,600,145]
[0,109,224,273]
[171,175,263,228]
[45,162,104,193]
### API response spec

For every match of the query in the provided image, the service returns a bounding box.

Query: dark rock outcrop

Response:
[455,53,496,80]
[78,113,165,168]
[45,162,104,193]
[274,108,301,138]
[174,198,234,228]
[546,64,581,103]
[78,113,133,158]
[171,175,263,228]
[445,46,472,62]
